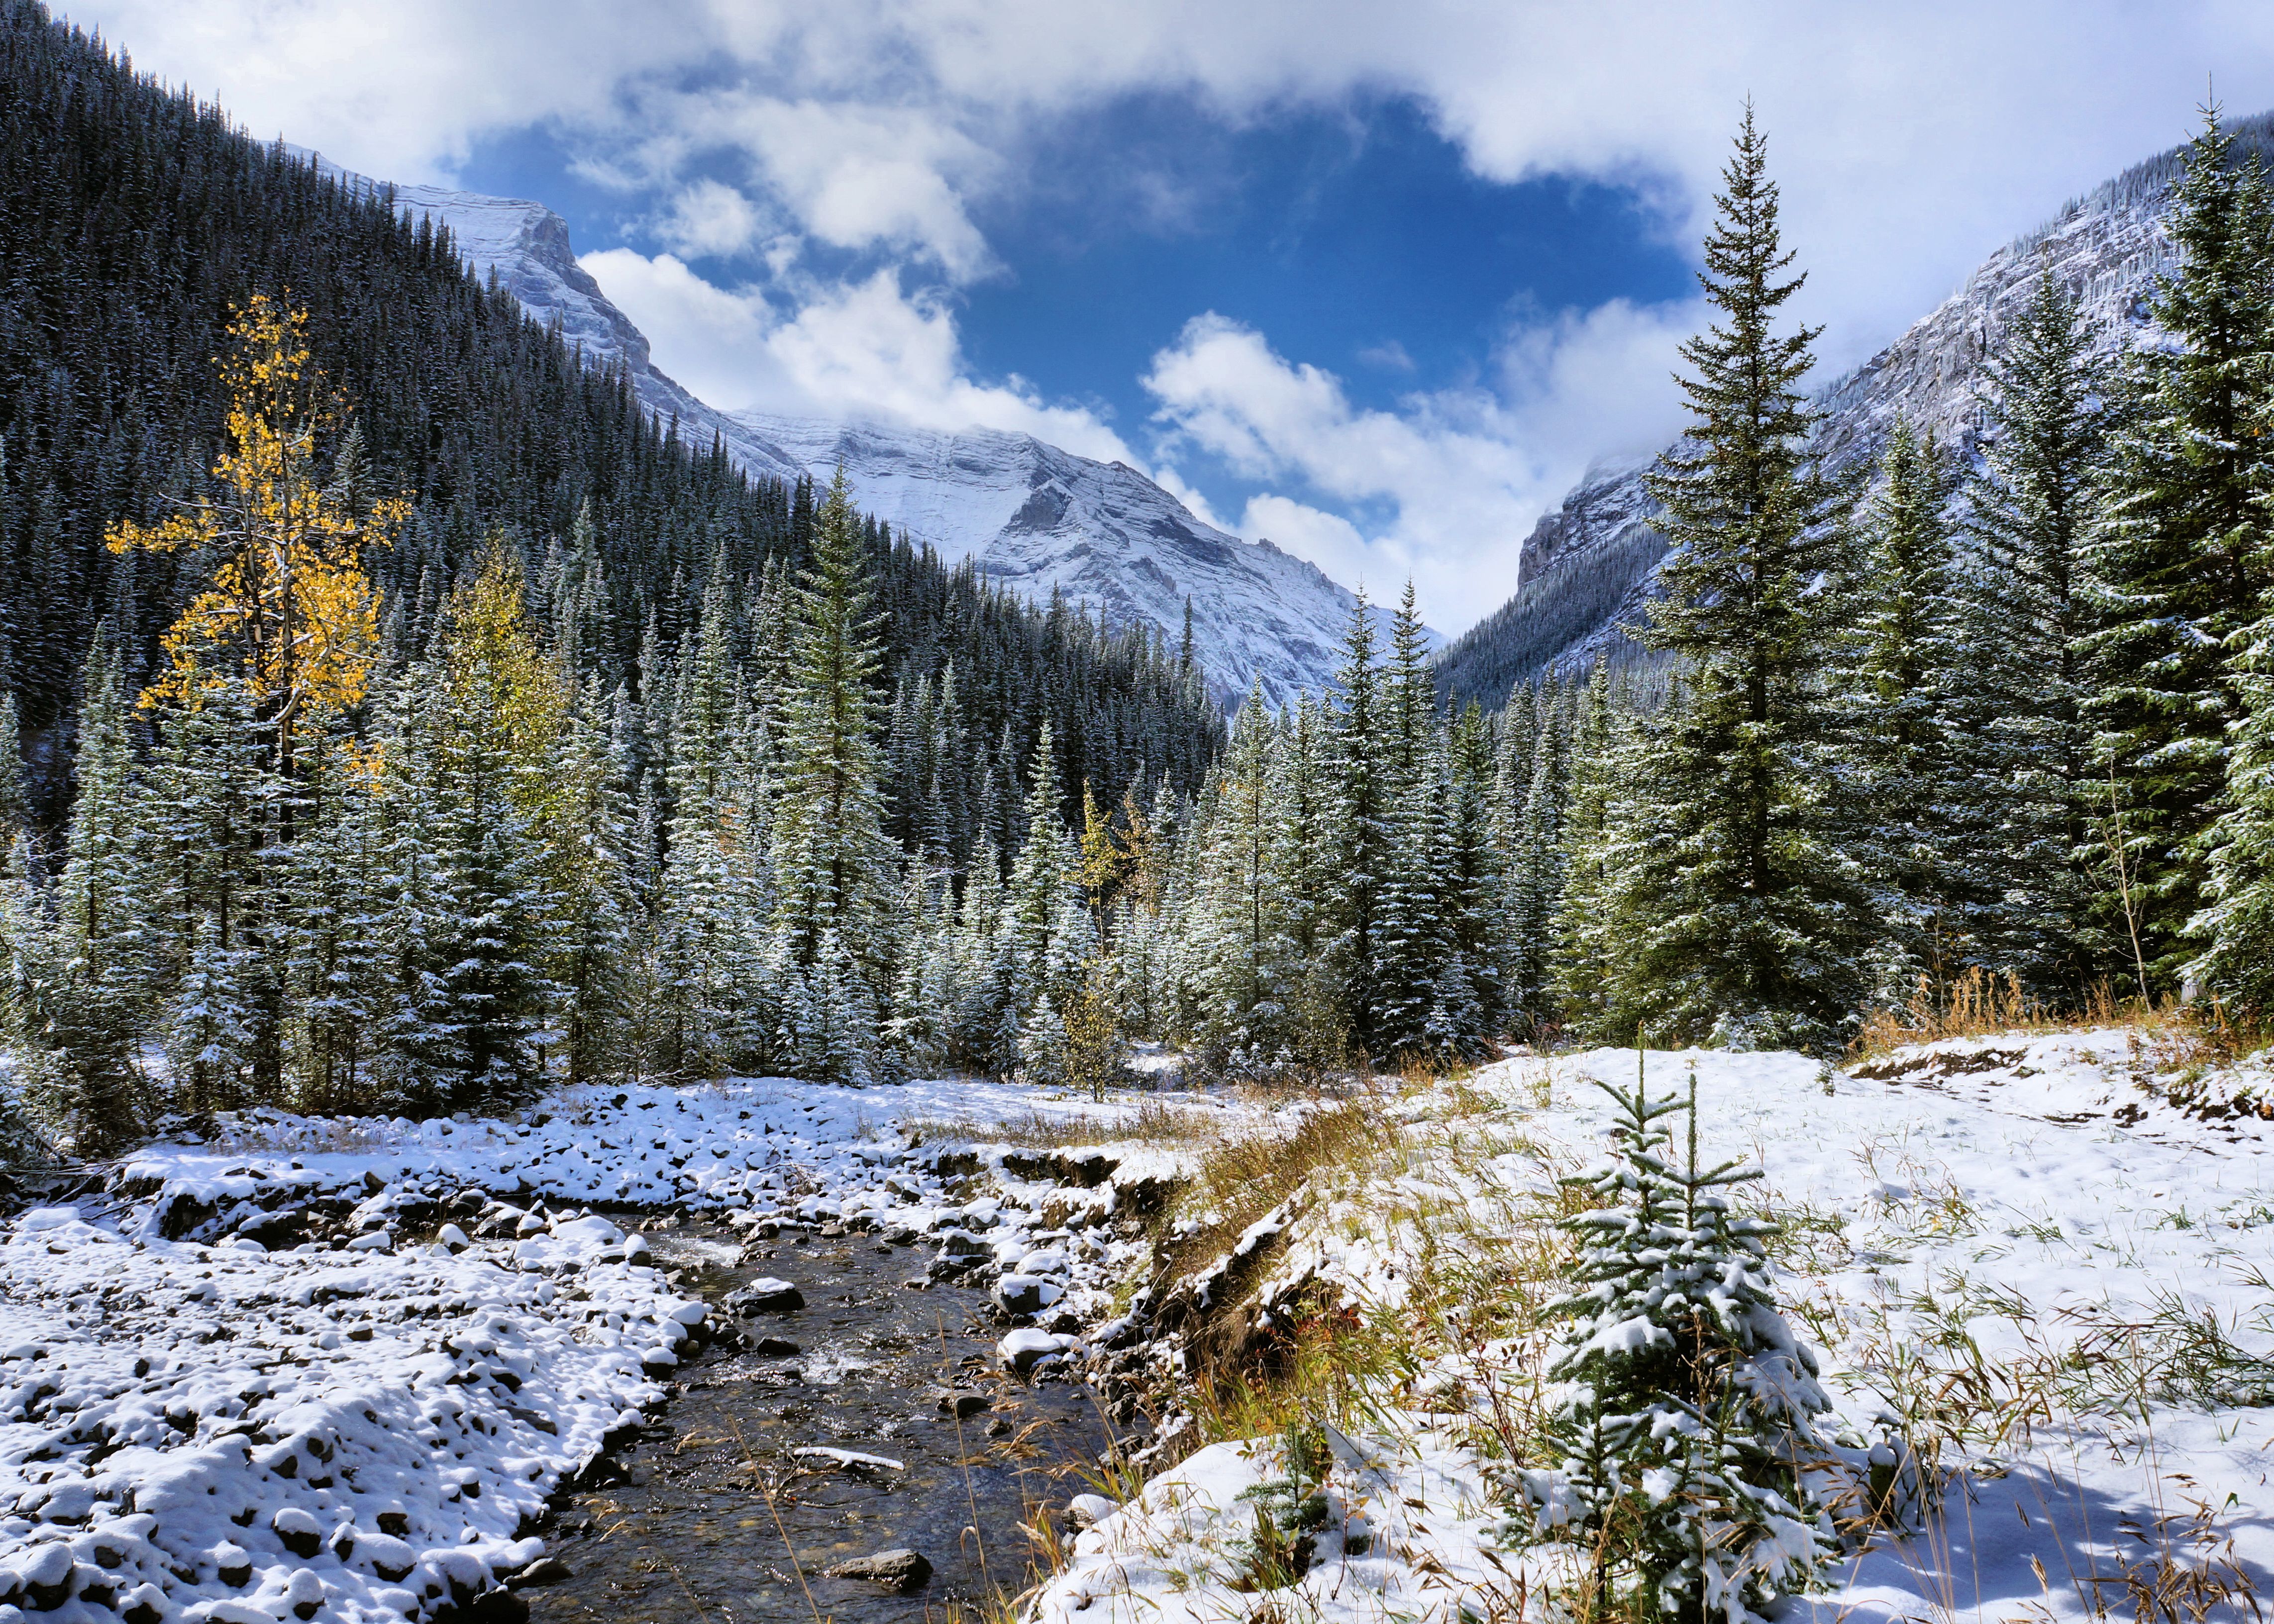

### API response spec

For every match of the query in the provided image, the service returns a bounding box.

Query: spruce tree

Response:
[24,639,147,1148]
[1624,107,1868,1050]
[1844,420,1994,1000]
[1965,268,2111,993]
[1329,593,1392,1053]
[771,469,894,987]
[1536,1056,1835,1624]
[2087,105,2274,986]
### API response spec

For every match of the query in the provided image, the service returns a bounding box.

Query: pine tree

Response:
[22,639,147,1148]
[1534,1055,1835,1624]
[1965,268,2112,992]
[771,470,894,990]
[283,715,387,1111]
[2087,105,2274,986]
[1329,593,1392,1053]
[1844,420,1994,1000]
[1625,107,1869,1050]
[2193,616,2274,1010]
[1193,680,1292,1069]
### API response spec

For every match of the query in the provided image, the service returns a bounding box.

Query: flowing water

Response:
[527,1222,1123,1624]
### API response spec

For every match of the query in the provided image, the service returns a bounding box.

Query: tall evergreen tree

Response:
[1844,420,1996,999]
[1621,107,1868,1050]
[1328,593,1392,1053]
[1965,268,2112,992]
[771,470,894,982]
[2086,105,2274,986]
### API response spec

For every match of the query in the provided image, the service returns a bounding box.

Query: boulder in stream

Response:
[999,1328,1075,1376]
[826,1549,932,1592]
[992,1273,1063,1317]
[724,1277,805,1314]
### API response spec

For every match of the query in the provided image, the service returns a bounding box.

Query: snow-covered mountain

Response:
[1434,112,2274,704]
[305,154,1392,709]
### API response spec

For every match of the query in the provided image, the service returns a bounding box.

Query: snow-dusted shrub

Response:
[1525,1059,1837,1624]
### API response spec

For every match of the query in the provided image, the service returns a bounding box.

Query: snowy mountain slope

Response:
[305,153,1391,709]
[733,412,1405,709]
[1436,112,2274,701]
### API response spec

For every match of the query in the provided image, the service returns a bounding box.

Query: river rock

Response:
[992,1273,1063,1317]
[508,1557,573,1587]
[725,1278,805,1314]
[999,1328,1075,1375]
[753,1335,801,1357]
[934,1389,990,1419]
[826,1549,931,1592]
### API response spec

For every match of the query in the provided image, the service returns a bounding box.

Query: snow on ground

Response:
[0,1075,1228,1622]
[1036,1033,2274,1624]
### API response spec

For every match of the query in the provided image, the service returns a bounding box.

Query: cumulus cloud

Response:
[581,251,1136,461]
[79,0,2274,360]
[69,0,2274,628]
[655,178,771,259]
[1143,302,1700,622]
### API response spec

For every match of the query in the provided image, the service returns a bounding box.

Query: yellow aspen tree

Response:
[106,296,406,772]
[1075,780,1125,940]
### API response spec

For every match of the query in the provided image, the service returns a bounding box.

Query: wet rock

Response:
[825,1549,932,1592]
[725,1278,805,1314]
[508,1556,572,1588]
[752,1336,801,1358]
[934,1389,990,1419]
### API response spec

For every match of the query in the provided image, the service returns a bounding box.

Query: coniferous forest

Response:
[8,0,2274,1160]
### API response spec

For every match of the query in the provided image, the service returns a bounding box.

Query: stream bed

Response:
[527,1221,1125,1624]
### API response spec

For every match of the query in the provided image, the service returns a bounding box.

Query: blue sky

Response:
[65,0,2274,629]
[453,87,1697,576]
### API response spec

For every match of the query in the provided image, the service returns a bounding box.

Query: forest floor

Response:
[0,1033,2268,1624]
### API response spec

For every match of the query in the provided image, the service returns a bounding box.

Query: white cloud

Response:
[1143,303,1700,626]
[656,179,770,258]
[580,252,1135,461]
[64,0,2274,630]
[75,0,2274,363]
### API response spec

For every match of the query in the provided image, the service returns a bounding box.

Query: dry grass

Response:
[1854,967,2110,1056]
[1852,968,2274,1077]
[898,1097,1227,1150]
[1156,1099,1396,1284]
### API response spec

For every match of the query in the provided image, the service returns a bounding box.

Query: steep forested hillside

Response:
[0,0,1220,819]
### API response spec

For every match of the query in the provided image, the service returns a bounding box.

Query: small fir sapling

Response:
[1528,1046,1837,1624]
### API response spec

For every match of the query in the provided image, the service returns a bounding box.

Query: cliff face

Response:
[1438,114,2274,705]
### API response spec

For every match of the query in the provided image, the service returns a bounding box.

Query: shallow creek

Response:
[528,1222,1121,1624]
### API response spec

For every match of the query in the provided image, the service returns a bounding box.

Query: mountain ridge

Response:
[304,153,1396,709]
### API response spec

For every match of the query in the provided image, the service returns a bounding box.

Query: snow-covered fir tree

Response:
[2087,106,2274,987]
[1533,1057,1835,1624]
[1620,107,1870,1051]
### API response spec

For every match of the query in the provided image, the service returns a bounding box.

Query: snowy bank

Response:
[0,1073,1219,1622]
[1035,1033,2274,1624]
